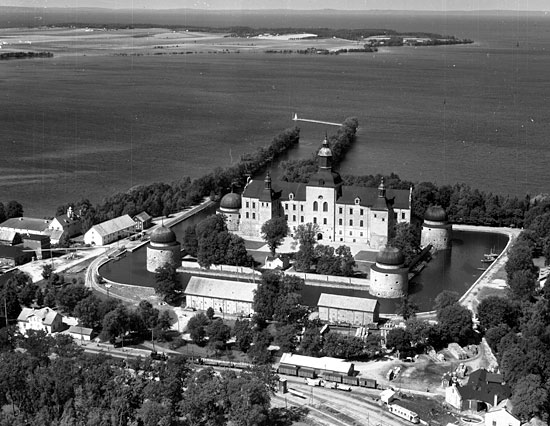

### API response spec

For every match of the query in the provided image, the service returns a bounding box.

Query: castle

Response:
[219,136,412,249]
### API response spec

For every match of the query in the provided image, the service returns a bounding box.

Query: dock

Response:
[292,113,341,127]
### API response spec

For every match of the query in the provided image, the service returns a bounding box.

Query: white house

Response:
[17,307,63,335]
[264,255,290,270]
[485,400,520,426]
[84,214,136,246]
[47,206,82,244]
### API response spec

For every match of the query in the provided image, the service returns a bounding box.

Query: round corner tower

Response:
[146,226,181,272]
[217,191,242,231]
[421,205,452,251]
[369,246,409,298]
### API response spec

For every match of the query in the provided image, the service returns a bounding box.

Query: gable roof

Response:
[89,215,135,237]
[0,217,50,233]
[134,211,152,222]
[67,326,93,336]
[457,369,511,406]
[52,214,81,228]
[279,352,354,375]
[318,293,379,312]
[185,277,257,303]
[17,307,61,325]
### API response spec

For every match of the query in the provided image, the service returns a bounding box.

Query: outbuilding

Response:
[84,214,136,246]
[67,325,94,341]
[318,293,379,326]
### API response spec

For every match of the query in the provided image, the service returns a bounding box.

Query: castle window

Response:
[252,213,256,219]
[319,179,325,185]
[402,212,406,220]
[339,219,342,226]
[394,212,397,219]
[246,201,249,208]
[323,218,327,225]
[339,230,342,235]
[301,216,304,223]
[360,220,364,227]
[252,202,256,209]
[313,201,318,211]
[313,217,317,224]
[354,197,360,205]
[374,214,377,218]
[382,218,385,222]
[285,214,288,220]
[360,209,364,215]
[301,205,304,212]
[349,231,352,236]
[360,232,363,237]
[289,193,294,200]
[339,207,343,214]
[293,204,296,211]
[246,212,249,219]
[349,219,353,226]
[323,202,328,212]
[293,215,296,222]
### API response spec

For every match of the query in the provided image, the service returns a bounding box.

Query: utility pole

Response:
[4,297,8,328]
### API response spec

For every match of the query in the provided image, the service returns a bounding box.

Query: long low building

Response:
[185,276,257,316]
[318,293,380,326]
[84,214,136,246]
[279,352,354,376]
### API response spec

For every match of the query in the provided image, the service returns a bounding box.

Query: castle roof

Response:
[150,226,177,244]
[220,192,242,210]
[376,246,405,265]
[424,205,448,222]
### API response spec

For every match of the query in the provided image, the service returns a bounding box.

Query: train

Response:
[277,364,377,389]
[388,404,420,423]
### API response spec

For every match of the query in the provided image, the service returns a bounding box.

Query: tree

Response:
[137,300,159,333]
[396,296,418,320]
[322,333,365,359]
[233,319,254,352]
[508,269,537,301]
[261,217,289,256]
[389,222,421,266]
[505,240,537,282]
[55,282,90,313]
[437,304,474,345]
[73,295,103,329]
[100,304,130,344]
[42,264,53,280]
[0,280,21,323]
[253,271,281,322]
[294,223,319,272]
[5,200,23,218]
[247,329,273,365]
[206,319,231,351]
[433,290,460,313]
[336,245,356,277]
[386,328,413,357]
[187,313,209,346]
[476,296,520,333]
[154,264,180,304]
[225,233,253,266]
[274,324,298,353]
[206,307,215,320]
[182,225,198,257]
[300,327,323,357]
[511,374,549,422]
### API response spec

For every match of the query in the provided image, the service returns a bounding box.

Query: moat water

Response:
[99,206,508,314]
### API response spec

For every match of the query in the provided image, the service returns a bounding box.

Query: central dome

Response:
[220,192,242,210]
[150,226,177,244]
[376,246,405,266]
[318,138,332,157]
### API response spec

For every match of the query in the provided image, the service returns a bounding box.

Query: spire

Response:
[378,177,386,198]
[264,171,272,190]
[317,134,332,170]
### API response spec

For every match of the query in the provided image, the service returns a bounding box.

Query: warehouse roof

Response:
[318,293,379,312]
[185,277,257,303]
[279,352,354,375]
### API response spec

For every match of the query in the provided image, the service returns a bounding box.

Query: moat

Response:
[99,203,508,314]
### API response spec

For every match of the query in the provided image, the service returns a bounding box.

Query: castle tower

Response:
[421,205,452,251]
[369,245,408,298]
[369,178,396,249]
[146,226,181,272]
[218,190,242,232]
[305,136,342,241]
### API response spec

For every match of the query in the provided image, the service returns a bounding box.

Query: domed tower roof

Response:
[376,246,405,266]
[424,205,448,222]
[220,192,242,210]
[150,226,177,244]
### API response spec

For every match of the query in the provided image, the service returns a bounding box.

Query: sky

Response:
[0,0,548,11]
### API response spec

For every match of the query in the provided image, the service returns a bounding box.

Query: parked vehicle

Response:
[323,380,337,389]
[337,384,352,392]
[305,378,322,386]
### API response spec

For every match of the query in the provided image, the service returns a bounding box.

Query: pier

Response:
[292,113,341,127]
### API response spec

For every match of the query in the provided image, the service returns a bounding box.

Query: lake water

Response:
[1,13,550,217]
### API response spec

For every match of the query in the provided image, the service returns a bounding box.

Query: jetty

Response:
[292,113,341,127]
